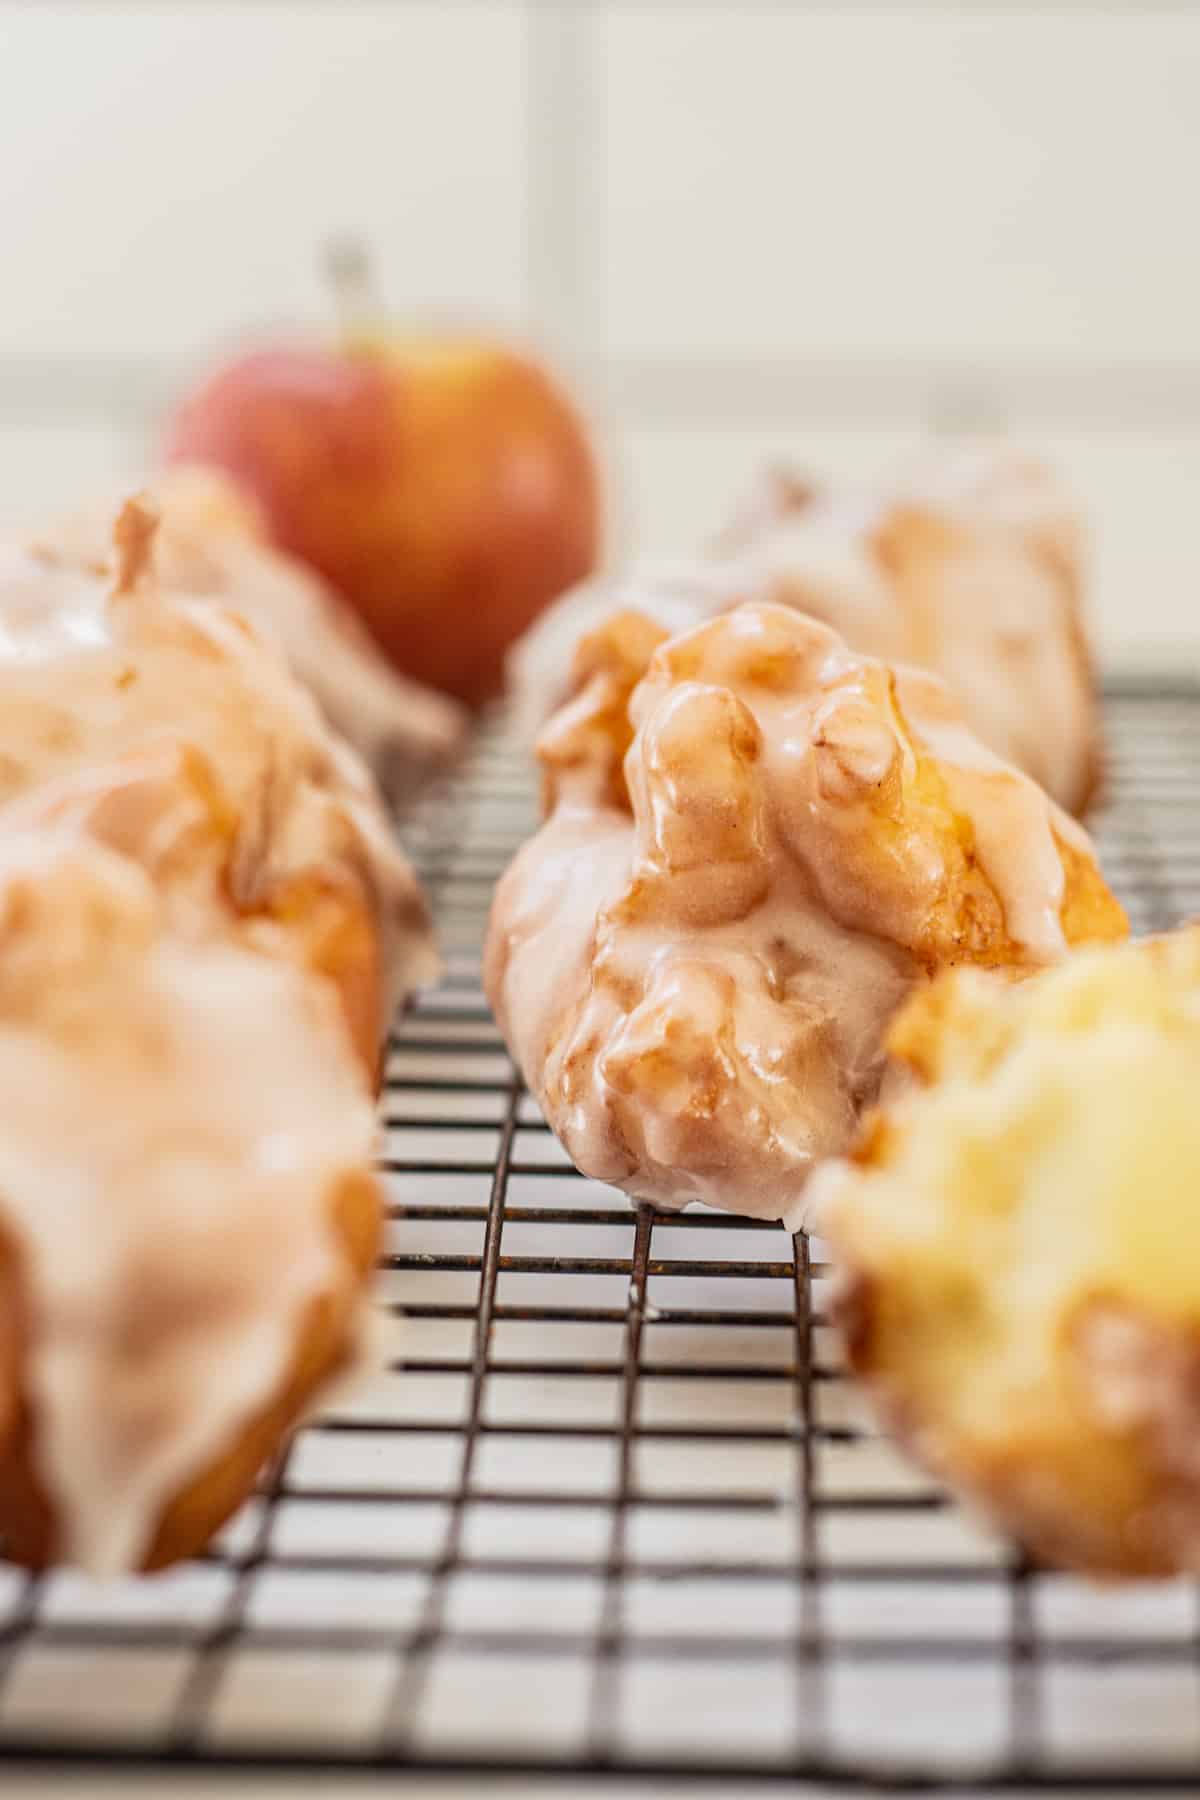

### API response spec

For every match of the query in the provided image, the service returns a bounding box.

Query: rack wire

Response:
[1,678,1200,1788]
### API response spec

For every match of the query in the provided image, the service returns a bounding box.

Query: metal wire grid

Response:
[0,681,1198,1787]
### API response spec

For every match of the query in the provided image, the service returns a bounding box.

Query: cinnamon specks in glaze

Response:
[485,601,1125,1227]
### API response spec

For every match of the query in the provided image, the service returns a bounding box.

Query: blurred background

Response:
[1,0,1198,668]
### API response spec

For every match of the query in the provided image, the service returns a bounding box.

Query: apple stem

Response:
[324,236,381,344]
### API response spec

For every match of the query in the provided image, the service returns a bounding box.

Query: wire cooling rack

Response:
[1,678,1200,1789]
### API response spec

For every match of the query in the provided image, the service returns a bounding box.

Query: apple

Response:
[164,304,601,706]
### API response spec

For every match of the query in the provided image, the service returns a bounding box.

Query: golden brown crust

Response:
[537,608,668,813]
[262,870,385,1084]
[5,742,388,1086]
[1057,831,1128,946]
[0,1171,380,1572]
[835,1274,1200,1578]
[0,1221,22,1465]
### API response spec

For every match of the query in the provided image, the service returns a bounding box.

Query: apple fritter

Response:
[486,602,1124,1227]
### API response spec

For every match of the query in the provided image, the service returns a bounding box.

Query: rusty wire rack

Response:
[0,678,1199,1788]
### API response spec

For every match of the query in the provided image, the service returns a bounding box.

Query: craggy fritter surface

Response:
[486,602,1125,1228]
[0,499,438,1076]
[49,466,467,800]
[818,928,1200,1578]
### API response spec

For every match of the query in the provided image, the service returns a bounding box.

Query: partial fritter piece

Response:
[718,445,1098,815]
[46,466,467,800]
[511,443,1098,816]
[817,930,1200,1577]
[0,833,380,1577]
[0,498,437,1075]
[485,603,1125,1228]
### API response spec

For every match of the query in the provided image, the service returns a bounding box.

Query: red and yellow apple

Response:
[164,332,601,706]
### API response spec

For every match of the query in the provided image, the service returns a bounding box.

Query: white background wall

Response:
[1,0,1198,667]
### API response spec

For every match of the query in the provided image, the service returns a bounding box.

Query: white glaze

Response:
[0,834,377,1575]
[488,601,1115,1228]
